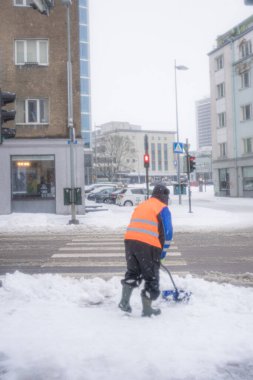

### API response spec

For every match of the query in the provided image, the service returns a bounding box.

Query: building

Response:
[0,0,85,214]
[195,98,212,149]
[208,15,253,197]
[93,122,177,184]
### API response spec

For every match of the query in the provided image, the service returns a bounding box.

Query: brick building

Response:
[0,0,85,214]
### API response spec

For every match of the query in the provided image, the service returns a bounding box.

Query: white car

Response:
[116,187,148,206]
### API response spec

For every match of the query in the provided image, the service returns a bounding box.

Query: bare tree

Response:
[96,132,136,181]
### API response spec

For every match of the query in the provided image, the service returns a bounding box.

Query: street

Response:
[1,229,253,286]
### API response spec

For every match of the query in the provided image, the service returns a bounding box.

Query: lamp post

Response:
[65,0,79,224]
[174,60,188,205]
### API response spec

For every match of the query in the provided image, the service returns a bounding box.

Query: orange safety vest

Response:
[124,197,165,248]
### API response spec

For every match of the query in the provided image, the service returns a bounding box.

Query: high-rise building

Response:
[208,15,253,197]
[195,98,212,149]
[0,0,85,214]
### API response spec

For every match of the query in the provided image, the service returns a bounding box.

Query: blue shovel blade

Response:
[162,289,191,302]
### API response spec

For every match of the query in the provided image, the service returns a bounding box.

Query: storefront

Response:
[0,139,85,214]
[11,155,56,213]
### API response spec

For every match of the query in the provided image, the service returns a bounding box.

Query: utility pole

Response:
[144,134,150,198]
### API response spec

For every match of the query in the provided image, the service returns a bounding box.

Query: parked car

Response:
[116,187,147,206]
[94,187,118,203]
[87,186,116,201]
[108,188,126,204]
[85,182,119,194]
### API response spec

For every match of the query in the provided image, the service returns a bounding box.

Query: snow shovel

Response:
[160,263,191,302]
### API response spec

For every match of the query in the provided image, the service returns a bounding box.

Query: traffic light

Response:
[30,0,54,15]
[144,153,150,169]
[189,155,196,173]
[0,90,16,144]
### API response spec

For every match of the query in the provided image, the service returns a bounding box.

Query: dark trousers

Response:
[122,239,161,300]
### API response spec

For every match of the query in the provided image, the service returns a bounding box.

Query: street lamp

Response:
[174,60,188,205]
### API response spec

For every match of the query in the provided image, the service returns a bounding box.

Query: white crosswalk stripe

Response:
[42,233,188,279]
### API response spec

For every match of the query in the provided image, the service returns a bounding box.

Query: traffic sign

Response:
[173,142,184,153]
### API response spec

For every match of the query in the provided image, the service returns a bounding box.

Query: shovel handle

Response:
[160,262,179,293]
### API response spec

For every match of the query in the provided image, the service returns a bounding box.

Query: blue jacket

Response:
[158,206,173,259]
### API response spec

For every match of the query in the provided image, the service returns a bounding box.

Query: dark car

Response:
[87,186,115,201]
[94,187,118,203]
[108,188,126,204]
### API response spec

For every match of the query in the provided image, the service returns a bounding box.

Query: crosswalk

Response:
[42,233,188,279]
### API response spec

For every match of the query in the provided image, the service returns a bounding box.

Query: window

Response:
[243,166,253,191]
[218,112,226,128]
[243,138,253,154]
[219,143,227,157]
[15,40,48,65]
[241,104,252,121]
[80,60,89,77]
[80,95,90,113]
[239,40,252,59]
[215,55,224,71]
[79,25,88,42]
[14,0,32,6]
[217,83,225,99]
[79,7,87,24]
[151,143,156,171]
[241,71,250,89]
[16,99,49,124]
[80,78,89,95]
[11,155,55,200]
[219,168,230,193]
[164,144,168,171]
[158,143,162,171]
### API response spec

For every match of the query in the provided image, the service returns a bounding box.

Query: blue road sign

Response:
[173,142,184,153]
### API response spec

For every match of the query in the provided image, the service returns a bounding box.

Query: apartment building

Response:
[93,122,177,184]
[0,0,86,214]
[209,15,253,197]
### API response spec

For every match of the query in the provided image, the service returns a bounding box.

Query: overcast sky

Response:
[89,0,253,149]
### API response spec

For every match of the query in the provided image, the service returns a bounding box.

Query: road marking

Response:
[57,271,189,279]
[53,251,181,258]
[42,260,187,267]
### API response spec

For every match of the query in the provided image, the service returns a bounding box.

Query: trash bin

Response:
[173,184,187,195]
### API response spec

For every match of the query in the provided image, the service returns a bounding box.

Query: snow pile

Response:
[0,271,253,380]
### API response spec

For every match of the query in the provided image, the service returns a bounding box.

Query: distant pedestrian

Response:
[119,183,173,317]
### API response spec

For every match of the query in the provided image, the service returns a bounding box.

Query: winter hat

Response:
[151,183,170,205]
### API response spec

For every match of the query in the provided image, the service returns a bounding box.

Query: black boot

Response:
[141,293,161,317]
[118,283,134,313]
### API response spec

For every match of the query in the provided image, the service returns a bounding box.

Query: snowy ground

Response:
[0,186,253,379]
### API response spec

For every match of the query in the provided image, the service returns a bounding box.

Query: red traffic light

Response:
[144,153,150,168]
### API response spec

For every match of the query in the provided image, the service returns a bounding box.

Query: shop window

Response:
[11,155,55,200]
[219,168,230,194]
[243,166,253,191]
